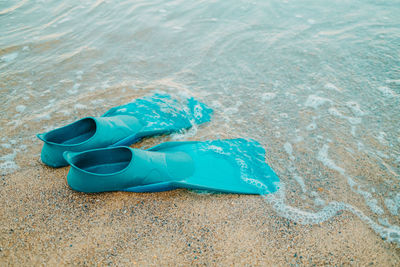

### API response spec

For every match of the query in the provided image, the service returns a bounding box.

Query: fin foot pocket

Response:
[37,93,213,167]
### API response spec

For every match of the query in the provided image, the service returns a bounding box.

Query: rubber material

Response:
[64,139,280,195]
[37,94,212,167]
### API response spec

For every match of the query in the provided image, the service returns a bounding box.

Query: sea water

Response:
[1,0,399,246]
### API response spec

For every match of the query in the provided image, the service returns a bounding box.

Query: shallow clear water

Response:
[1,0,400,246]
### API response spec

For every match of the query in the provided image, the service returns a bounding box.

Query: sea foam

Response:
[264,182,400,246]
[0,152,19,175]
[305,95,332,109]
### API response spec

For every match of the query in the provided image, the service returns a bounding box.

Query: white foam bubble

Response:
[357,190,384,215]
[90,99,104,105]
[262,92,276,101]
[34,113,51,121]
[329,107,362,125]
[348,176,387,216]
[293,135,304,143]
[351,126,357,137]
[1,52,18,62]
[225,107,238,115]
[317,144,345,175]
[347,117,362,125]
[324,83,341,92]
[305,95,332,109]
[385,194,400,216]
[283,142,295,161]
[15,105,26,113]
[386,79,400,85]
[328,107,344,118]
[307,19,316,24]
[19,144,27,151]
[345,101,365,116]
[117,108,127,113]
[1,143,12,149]
[378,86,398,98]
[193,103,205,120]
[101,80,110,89]
[293,174,306,192]
[378,218,391,227]
[357,141,365,151]
[68,83,81,95]
[306,122,317,131]
[211,100,222,108]
[314,197,326,206]
[58,17,71,24]
[57,109,71,116]
[280,113,288,118]
[74,103,87,109]
[0,152,19,175]
[376,151,389,159]
[170,124,198,140]
[76,70,83,80]
[377,132,388,145]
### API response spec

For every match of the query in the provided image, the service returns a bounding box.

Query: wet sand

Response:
[0,88,398,265]
[1,140,399,266]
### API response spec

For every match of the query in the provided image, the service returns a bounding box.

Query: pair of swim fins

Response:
[37,93,279,195]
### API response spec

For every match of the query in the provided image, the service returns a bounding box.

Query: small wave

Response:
[264,182,400,246]
[0,0,28,15]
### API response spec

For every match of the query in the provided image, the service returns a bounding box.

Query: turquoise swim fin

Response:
[37,94,212,167]
[63,139,280,194]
